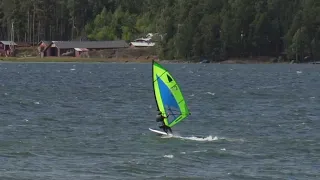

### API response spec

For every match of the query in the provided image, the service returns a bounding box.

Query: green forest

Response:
[1,0,319,62]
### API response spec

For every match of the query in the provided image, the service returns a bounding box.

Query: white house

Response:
[130,33,156,47]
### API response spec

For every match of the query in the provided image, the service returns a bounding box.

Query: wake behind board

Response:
[149,128,168,135]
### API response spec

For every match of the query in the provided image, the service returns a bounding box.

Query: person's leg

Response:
[163,126,169,133]
[159,125,166,133]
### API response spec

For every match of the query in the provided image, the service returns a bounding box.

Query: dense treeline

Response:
[1,0,319,61]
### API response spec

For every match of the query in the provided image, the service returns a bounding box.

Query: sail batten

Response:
[152,60,190,128]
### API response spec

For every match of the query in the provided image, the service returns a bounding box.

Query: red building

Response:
[37,40,52,54]
[0,41,17,56]
[74,48,89,57]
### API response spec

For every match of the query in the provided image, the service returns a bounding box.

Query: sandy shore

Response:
[0,57,195,64]
[0,57,286,64]
[0,57,150,63]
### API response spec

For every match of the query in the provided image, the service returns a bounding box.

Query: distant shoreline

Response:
[0,57,292,64]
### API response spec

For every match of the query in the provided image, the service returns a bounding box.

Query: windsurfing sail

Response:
[152,60,190,128]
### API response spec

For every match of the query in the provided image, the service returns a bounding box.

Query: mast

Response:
[152,59,160,111]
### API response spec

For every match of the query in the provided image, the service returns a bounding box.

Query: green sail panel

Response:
[152,60,190,127]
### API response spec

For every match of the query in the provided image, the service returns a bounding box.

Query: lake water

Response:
[0,62,319,180]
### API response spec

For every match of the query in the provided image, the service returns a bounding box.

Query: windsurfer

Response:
[156,111,172,134]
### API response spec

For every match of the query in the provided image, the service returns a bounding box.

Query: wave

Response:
[161,134,219,142]
[163,154,174,158]
[160,132,245,143]
[2,151,38,158]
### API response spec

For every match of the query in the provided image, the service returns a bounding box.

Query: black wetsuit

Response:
[156,114,172,134]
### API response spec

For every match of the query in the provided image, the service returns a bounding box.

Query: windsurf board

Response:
[149,128,168,135]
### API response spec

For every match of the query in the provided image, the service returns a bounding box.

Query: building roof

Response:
[51,40,129,49]
[0,41,17,45]
[74,48,89,51]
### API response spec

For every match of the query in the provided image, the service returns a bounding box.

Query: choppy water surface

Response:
[0,62,319,180]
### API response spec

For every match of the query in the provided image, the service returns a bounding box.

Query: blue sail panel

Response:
[157,76,180,124]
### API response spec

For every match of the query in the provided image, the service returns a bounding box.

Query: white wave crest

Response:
[163,154,174,158]
[161,134,219,142]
